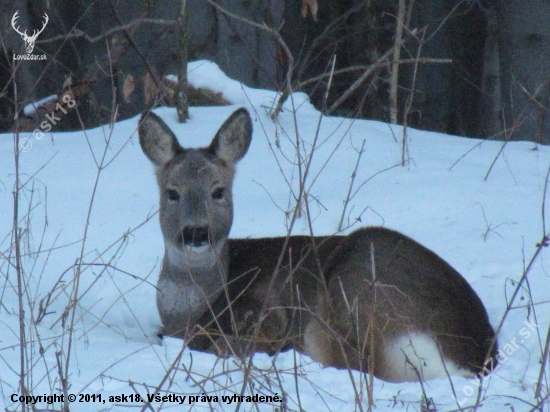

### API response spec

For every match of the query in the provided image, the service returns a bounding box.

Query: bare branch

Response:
[202,0,294,119]
[36,18,176,45]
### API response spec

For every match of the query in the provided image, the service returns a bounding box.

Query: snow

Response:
[23,94,58,116]
[1,59,549,411]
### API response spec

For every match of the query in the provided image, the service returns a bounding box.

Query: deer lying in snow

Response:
[139,108,497,382]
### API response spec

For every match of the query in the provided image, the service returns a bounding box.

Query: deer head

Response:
[12,11,49,54]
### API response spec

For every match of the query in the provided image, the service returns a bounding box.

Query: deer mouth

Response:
[177,226,211,253]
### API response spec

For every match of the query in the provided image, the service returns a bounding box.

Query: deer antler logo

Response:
[11,11,49,54]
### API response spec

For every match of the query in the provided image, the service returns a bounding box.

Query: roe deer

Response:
[139,108,497,382]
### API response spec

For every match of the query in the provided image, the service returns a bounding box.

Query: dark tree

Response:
[0,0,548,144]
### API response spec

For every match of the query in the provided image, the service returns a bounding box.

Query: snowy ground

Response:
[1,60,549,411]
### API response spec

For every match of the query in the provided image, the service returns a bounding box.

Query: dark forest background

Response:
[1,0,549,144]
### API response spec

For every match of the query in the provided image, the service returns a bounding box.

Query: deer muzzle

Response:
[177,226,211,253]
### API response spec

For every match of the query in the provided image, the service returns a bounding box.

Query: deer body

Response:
[139,109,497,382]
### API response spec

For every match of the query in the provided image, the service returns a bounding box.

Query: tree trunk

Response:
[496,0,550,144]
[177,0,190,123]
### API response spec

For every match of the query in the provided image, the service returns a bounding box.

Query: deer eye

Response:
[211,187,225,200]
[166,189,180,201]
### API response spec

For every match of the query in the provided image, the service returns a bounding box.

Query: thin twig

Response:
[12,64,28,412]
[390,0,406,125]
[338,139,366,231]
[176,0,190,122]
[401,26,425,166]
[325,47,395,116]
[534,162,550,398]
[298,57,451,91]
[36,18,176,45]
[202,0,294,120]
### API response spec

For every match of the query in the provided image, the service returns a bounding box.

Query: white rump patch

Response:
[381,332,471,382]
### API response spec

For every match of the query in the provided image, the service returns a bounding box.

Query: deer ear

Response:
[139,112,184,167]
[208,108,252,165]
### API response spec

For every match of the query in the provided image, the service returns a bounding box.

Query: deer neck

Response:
[157,241,229,328]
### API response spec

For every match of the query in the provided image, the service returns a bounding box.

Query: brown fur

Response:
[139,108,498,382]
